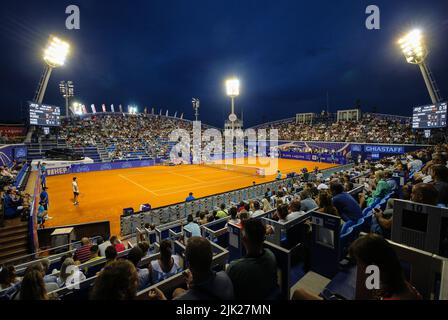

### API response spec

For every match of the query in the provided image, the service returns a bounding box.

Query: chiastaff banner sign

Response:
[363,145,405,154]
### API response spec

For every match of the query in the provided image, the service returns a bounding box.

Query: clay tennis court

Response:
[44,158,338,236]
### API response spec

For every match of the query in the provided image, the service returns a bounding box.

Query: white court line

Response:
[118,174,159,196]
[167,171,204,183]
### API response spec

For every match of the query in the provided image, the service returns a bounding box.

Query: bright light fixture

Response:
[44,36,70,68]
[226,78,240,97]
[398,29,427,64]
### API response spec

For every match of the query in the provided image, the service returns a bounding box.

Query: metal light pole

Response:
[398,29,442,104]
[59,80,74,117]
[34,36,70,105]
[192,98,200,121]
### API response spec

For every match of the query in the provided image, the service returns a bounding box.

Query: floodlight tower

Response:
[398,29,442,104]
[225,78,240,133]
[59,80,74,117]
[192,98,200,121]
[34,36,70,105]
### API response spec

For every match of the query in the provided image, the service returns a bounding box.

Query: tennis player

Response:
[72,177,80,206]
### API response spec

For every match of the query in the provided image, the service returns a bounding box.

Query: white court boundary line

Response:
[118,174,159,196]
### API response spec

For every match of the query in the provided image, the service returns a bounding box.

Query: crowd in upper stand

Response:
[257,114,433,144]
[58,114,212,161]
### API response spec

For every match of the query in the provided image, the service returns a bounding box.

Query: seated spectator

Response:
[228,207,240,224]
[410,183,440,206]
[299,190,318,212]
[293,234,422,300]
[227,219,278,300]
[350,234,422,300]
[186,192,195,202]
[385,171,398,194]
[74,237,92,263]
[57,258,86,288]
[97,236,111,257]
[431,165,448,206]
[316,191,339,217]
[17,265,50,300]
[86,245,102,264]
[367,170,391,206]
[104,246,118,266]
[262,198,272,212]
[198,211,208,225]
[40,259,58,284]
[110,236,125,252]
[274,204,289,223]
[287,200,306,221]
[216,203,228,219]
[330,180,362,222]
[90,260,138,300]
[149,237,234,300]
[127,247,151,290]
[183,214,201,237]
[252,201,264,217]
[149,240,182,283]
[138,241,151,256]
[0,265,20,290]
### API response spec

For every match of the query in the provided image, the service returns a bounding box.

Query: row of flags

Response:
[71,104,183,119]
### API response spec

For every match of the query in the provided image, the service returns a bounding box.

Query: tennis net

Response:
[200,161,265,177]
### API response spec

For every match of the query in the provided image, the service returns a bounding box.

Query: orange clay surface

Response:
[45,158,338,236]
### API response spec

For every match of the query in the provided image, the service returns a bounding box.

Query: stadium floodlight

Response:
[72,101,83,116]
[398,29,442,104]
[129,106,138,115]
[225,78,240,133]
[226,78,240,97]
[43,36,70,68]
[34,35,71,105]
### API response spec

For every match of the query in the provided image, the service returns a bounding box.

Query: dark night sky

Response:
[1,0,447,127]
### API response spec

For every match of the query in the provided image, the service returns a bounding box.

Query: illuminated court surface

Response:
[45,158,338,236]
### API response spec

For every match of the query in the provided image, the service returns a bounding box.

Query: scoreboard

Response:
[29,102,61,126]
[412,102,447,129]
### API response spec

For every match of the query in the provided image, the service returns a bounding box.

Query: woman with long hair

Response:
[349,234,422,300]
[19,266,48,300]
[316,191,339,217]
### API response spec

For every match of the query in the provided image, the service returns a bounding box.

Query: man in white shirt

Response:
[72,177,80,206]
[286,200,306,221]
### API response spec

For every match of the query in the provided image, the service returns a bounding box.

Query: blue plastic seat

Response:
[339,227,354,260]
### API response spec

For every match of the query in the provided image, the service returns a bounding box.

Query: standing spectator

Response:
[227,219,278,300]
[39,187,49,212]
